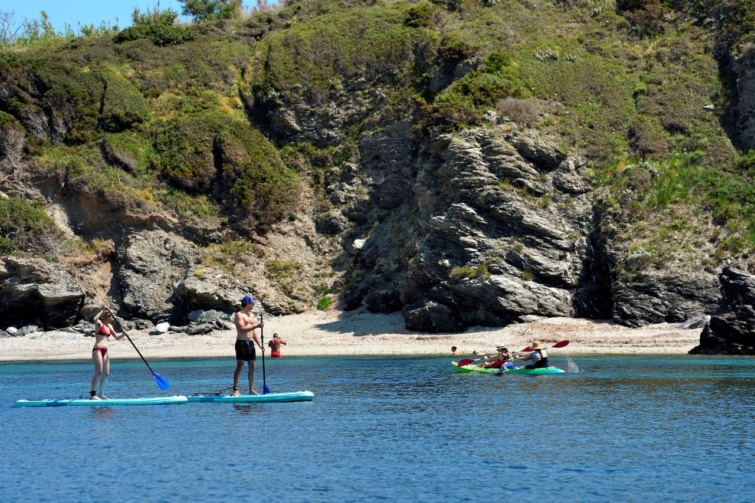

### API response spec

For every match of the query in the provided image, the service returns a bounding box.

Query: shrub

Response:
[114,24,195,46]
[317,296,333,310]
[151,114,301,226]
[0,197,61,253]
[496,97,540,126]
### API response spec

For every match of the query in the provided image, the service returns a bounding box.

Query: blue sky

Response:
[3,1,191,32]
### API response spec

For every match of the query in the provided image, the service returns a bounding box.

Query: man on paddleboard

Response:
[232,295,265,396]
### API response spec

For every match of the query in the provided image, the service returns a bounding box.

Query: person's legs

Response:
[233,360,244,395]
[248,361,258,394]
[91,350,103,400]
[98,355,111,398]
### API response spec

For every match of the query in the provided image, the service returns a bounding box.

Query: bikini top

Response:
[97,324,113,337]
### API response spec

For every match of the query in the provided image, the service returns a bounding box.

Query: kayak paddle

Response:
[260,312,270,395]
[521,340,570,352]
[114,317,170,391]
[456,358,476,366]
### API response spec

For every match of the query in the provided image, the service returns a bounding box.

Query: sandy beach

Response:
[0,308,704,362]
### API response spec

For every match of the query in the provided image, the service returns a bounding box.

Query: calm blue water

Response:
[1,355,754,502]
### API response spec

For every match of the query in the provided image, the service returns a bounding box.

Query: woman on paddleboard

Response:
[91,307,127,400]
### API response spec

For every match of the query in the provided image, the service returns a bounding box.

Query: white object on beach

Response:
[154,322,170,334]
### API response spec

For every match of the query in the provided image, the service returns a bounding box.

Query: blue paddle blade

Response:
[263,384,271,395]
[153,372,170,391]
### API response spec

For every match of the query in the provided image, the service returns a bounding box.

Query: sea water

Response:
[1,355,754,502]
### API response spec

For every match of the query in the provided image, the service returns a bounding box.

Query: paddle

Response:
[260,312,270,395]
[457,358,476,366]
[113,317,170,391]
[520,340,570,352]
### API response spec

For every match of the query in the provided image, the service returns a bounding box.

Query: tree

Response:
[179,0,244,21]
[0,11,23,46]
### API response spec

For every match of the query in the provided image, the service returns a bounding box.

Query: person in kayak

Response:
[268,332,287,358]
[516,341,549,368]
[91,307,127,400]
[479,346,515,369]
[233,295,265,396]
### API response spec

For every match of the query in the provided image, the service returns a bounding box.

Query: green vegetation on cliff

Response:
[0,0,753,277]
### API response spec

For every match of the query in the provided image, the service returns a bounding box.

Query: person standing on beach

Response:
[268,333,287,358]
[91,307,127,400]
[233,295,265,395]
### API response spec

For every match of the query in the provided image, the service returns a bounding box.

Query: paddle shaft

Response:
[260,313,268,392]
[113,318,158,375]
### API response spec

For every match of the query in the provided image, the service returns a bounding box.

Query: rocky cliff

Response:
[0,1,753,350]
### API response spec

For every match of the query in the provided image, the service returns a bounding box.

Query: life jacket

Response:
[533,349,549,368]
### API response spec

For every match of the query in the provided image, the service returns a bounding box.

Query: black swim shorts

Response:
[235,340,257,361]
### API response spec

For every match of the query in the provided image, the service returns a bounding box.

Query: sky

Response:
[2,1,191,32]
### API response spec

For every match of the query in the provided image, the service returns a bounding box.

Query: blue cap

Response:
[241,295,254,305]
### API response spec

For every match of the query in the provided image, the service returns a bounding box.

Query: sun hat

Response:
[241,295,255,305]
[531,341,542,349]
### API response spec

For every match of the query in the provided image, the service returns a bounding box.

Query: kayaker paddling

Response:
[516,341,549,369]
[232,295,265,396]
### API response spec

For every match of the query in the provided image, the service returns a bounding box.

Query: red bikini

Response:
[93,325,113,356]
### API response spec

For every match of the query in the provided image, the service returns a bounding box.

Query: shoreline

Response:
[0,310,704,363]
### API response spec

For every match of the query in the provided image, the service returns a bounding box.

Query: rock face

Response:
[340,126,593,332]
[611,272,720,327]
[690,267,755,355]
[0,257,84,329]
[117,230,200,322]
[733,55,755,151]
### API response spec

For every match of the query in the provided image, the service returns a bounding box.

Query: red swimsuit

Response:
[93,325,113,357]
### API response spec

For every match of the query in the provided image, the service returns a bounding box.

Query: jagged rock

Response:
[17,325,40,336]
[403,300,465,332]
[187,323,215,335]
[395,126,589,330]
[733,56,755,150]
[316,211,350,235]
[690,267,755,355]
[612,272,719,327]
[174,276,247,315]
[118,230,199,322]
[0,257,85,329]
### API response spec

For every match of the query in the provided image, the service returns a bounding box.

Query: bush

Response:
[151,114,301,226]
[114,24,195,46]
[317,296,333,310]
[0,198,61,253]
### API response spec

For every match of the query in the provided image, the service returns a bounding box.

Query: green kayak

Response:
[16,395,189,407]
[187,391,314,403]
[452,362,565,375]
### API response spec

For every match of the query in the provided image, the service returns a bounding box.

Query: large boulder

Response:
[612,272,720,327]
[117,230,200,322]
[0,257,84,329]
[690,267,755,355]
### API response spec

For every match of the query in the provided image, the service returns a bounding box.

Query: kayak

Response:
[16,395,189,407]
[187,391,314,404]
[452,362,565,375]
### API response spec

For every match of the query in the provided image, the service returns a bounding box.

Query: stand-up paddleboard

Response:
[187,391,314,404]
[16,395,189,407]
